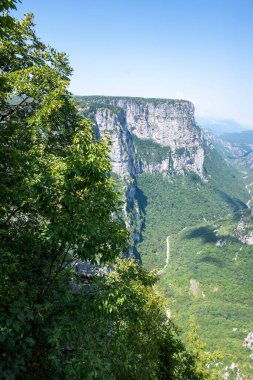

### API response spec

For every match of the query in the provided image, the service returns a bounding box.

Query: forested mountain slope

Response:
[77,96,253,378]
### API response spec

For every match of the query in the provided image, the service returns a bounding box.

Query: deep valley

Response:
[77,96,253,379]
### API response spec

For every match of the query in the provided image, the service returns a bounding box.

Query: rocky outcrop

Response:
[202,128,253,169]
[202,128,245,158]
[80,96,205,178]
[243,332,253,361]
[244,332,253,351]
[108,98,196,146]
[235,215,253,245]
[92,107,136,178]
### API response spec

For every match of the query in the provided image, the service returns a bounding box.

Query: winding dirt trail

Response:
[157,236,170,275]
[157,227,188,275]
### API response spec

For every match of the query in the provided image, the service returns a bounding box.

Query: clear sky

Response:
[14,0,253,127]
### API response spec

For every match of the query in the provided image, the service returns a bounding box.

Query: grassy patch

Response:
[133,135,171,165]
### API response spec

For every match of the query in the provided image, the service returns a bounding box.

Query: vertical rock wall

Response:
[80,96,205,178]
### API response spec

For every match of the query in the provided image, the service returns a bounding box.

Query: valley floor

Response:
[135,169,253,379]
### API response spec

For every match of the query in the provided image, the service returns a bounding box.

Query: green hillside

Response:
[159,215,253,378]
[134,145,249,270]
[133,141,253,377]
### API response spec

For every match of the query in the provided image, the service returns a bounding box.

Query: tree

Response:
[186,317,223,380]
[0,0,19,36]
[45,259,216,380]
[0,5,215,380]
[0,9,127,379]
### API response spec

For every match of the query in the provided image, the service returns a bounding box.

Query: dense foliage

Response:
[0,8,127,378]
[78,101,123,116]
[133,135,171,166]
[159,215,253,378]
[46,259,219,380]
[132,139,252,376]
[134,143,248,269]
[76,95,187,107]
[0,5,217,380]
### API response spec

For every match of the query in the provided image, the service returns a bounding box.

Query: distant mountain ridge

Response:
[196,116,251,135]
[221,129,253,145]
[203,128,253,169]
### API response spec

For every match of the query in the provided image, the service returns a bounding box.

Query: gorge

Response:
[77,96,253,379]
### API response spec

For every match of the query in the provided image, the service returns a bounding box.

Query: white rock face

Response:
[82,97,205,178]
[111,99,196,147]
[171,145,204,177]
[138,158,169,175]
[244,332,253,351]
[235,219,253,245]
[223,363,242,380]
[93,108,135,178]
[111,98,204,177]
[216,239,227,247]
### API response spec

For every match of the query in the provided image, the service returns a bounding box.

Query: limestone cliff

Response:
[79,96,205,178]
[91,107,136,177]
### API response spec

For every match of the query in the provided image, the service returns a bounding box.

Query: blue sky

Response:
[14,0,253,127]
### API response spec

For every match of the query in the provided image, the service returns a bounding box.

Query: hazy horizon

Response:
[14,0,253,128]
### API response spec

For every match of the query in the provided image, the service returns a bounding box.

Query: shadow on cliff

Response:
[184,226,226,267]
[133,186,148,263]
[185,226,217,243]
[135,186,148,216]
[132,246,142,263]
[198,255,225,267]
[215,189,247,211]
